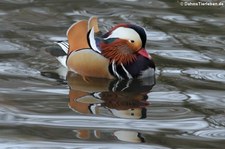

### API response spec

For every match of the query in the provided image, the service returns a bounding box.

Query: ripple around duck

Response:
[183,69,225,83]
[160,67,182,76]
[194,129,225,140]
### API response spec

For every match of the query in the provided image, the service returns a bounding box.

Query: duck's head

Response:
[100,24,149,65]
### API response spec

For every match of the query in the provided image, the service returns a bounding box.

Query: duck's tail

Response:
[45,41,69,68]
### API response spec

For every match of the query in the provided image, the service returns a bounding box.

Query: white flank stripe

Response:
[121,63,133,79]
[112,60,123,79]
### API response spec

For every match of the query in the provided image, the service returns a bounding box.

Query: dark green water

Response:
[0,0,225,148]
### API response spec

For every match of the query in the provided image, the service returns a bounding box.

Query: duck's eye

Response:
[130,40,135,43]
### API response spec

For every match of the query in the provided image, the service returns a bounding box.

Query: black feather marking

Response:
[87,30,91,49]
[60,42,69,48]
[128,24,147,48]
[108,55,155,79]
[123,55,155,78]
[45,42,67,57]
[115,65,129,79]
[45,45,66,57]
[108,62,123,79]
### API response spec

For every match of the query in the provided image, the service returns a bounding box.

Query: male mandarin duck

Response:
[49,17,155,79]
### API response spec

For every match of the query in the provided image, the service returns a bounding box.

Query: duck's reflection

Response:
[67,72,155,119]
[67,72,155,143]
[42,70,155,143]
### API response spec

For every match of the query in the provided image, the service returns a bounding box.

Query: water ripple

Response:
[149,91,188,102]
[161,67,182,75]
[0,62,39,77]
[152,49,211,63]
[147,31,171,41]
[0,41,28,54]
[64,10,90,17]
[183,69,225,83]
[0,88,68,97]
[174,33,225,48]
[0,111,208,132]
[194,129,225,140]
[0,142,169,149]
[160,15,197,24]
[186,90,225,110]
[207,115,225,127]
[149,107,192,119]
[192,16,225,27]
[98,0,169,8]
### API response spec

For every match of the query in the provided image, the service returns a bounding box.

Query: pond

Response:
[0,0,225,148]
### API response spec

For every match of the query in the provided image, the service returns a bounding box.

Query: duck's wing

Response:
[67,20,90,53]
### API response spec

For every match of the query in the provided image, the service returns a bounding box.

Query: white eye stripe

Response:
[104,27,141,43]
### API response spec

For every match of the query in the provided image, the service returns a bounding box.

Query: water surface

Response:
[0,0,225,148]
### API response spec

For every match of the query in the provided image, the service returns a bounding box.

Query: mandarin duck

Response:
[48,17,155,79]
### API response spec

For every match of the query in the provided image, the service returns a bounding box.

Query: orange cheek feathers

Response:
[100,40,137,64]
